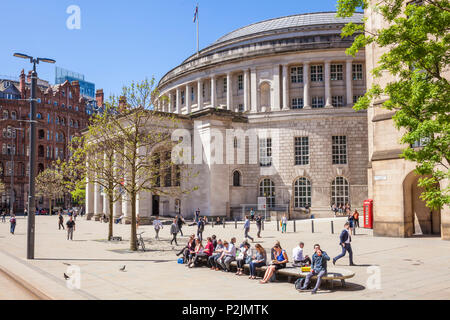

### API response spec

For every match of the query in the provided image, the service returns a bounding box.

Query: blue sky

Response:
[0,0,341,97]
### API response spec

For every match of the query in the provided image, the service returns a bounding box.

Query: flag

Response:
[193,5,198,23]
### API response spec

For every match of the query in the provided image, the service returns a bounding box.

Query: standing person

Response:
[250,208,255,221]
[260,244,288,284]
[292,242,311,266]
[170,218,179,245]
[249,244,267,279]
[24,208,28,217]
[347,211,354,232]
[243,216,254,242]
[153,216,163,240]
[195,208,200,223]
[66,216,76,240]
[353,209,360,228]
[333,222,355,266]
[177,214,185,236]
[9,214,16,234]
[197,217,205,242]
[1,210,6,223]
[281,214,287,233]
[255,215,262,238]
[299,244,330,294]
[58,212,65,230]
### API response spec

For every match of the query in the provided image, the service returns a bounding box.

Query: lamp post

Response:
[13,53,55,260]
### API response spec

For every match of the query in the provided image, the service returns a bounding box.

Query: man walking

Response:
[299,244,330,294]
[66,216,76,240]
[250,208,255,221]
[195,208,200,223]
[153,216,163,240]
[333,222,355,266]
[170,218,179,245]
[243,216,254,242]
[58,212,65,230]
[177,214,185,236]
[255,215,262,238]
[10,214,16,234]
[197,217,205,241]
[1,210,6,223]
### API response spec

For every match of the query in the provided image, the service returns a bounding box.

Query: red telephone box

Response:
[363,199,373,229]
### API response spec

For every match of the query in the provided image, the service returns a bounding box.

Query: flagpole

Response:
[196,3,199,55]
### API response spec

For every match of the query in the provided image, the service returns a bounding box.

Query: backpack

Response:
[177,257,184,264]
[294,278,311,290]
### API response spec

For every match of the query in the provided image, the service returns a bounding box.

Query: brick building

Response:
[0,69,103,213]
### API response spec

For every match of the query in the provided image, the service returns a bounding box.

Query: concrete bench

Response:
[229,261,354,289]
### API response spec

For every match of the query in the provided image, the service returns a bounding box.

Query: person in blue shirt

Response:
[197,217,205,241]
[243,216,254,242]
[299,244,330,294]
[260,244,288,284]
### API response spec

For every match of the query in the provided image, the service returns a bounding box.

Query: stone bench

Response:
[229,261,354,289]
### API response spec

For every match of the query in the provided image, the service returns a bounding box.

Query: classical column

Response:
[93,181,103,221]
[272,65,281,111]
[168,92,173,113]
[85,167,94,220]
[197,79,203,110]
[282,64,290,110]
[186,83,192,114]
[243,69,249,112]
[176,87,181,114]
[103,192,110,218]
[226,72,232,110]
[250,68,258,113]
[210,76,216,108]
[303,62,310,108]
[324,61,332,108]
[113,193,122,219]
[346,60,353,106]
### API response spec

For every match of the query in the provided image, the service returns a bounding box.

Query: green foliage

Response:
[337,0,450,210]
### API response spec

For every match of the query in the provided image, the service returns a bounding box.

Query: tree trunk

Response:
[49,199,52,217]
[130,192,137,251]
[108,192,114,241]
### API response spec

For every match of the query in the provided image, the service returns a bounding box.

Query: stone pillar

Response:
[197,79,203,110]
[346,60,353,106]
[324,61,332,108]
[243,69,249,112]
[176,87,181,114]
[250,68,258,113]
[210,76,216,108]
[169,92,174,113]
[93,181,103,221]
[85,170,94,220]
[282,64,290,110]
[226,72,232,110]
[113,194,122,219]
[103,192,110,219]
[303,62,310,108]
[272,65,281,111]
[136,191,151,225]
[186,83,191,114]
[122,192,132,224]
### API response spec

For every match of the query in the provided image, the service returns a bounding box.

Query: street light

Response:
[13,52,55,260]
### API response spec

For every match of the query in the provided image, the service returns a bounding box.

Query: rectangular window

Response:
[223,78,227,93]
[295,137,309,165]
[290,66,303,83]
[259,138,272,167]
[310,65,323,82]
[311,96,324,108]
[332,96,344,107]
[332,136,347,164]
[291,98,304,109]
[202,83,205,98]
[238,74,243,90]
[353,95,363,104]
[238,104,244,112]
[181,91,185,105]
[352,64,363,80]
[330,64,343,80]
[191,87,194,102]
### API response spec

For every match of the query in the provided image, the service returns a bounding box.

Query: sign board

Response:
[257,197,266,211]
[374,175,387,181]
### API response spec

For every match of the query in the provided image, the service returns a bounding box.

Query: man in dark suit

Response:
[333,222,355,266]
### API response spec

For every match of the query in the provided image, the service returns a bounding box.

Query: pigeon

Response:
[119,265,126,272]
[63,262,71,266]
[64,273,70,280]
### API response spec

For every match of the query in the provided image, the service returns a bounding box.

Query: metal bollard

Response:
[353,226,356,236]
[311,219,314,233]
[235,218,237,229]
[277,218,279,231]
[262,220,264,231]
[223,218,225,228]
[331,220,334,234]
[212,220,214,228]
[293,219,296,233]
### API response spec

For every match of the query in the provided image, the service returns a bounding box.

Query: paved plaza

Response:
[0,215,449,300]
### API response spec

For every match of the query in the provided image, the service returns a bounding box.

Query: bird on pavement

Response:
[63,262,71,266]
[119,265,126,272]
[64,273,70,280]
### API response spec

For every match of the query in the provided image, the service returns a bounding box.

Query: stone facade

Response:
[365,2,449,239]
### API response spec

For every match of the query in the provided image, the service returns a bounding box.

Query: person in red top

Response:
[203,237,215,257]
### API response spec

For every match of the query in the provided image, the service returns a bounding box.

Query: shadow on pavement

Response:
[35,257,173,263]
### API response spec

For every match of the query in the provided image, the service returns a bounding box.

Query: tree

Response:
[35,168,66,216]
[85,78,196,250]
[337,0,450,210]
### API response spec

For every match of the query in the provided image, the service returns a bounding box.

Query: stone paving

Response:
[0,215,449,300]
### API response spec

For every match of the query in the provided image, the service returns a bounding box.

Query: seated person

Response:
[208,239,224,270]
[217,238,236,272]
[215,217,222,225]
[260,244,288,284]
[292,241,311,267]
[299,244,330,294]
[176,234,195,263]
[115,214,124,224]
[203,237,215,258]
[188,238,205,268]
[236,242,251,276]
[249,244,267,279]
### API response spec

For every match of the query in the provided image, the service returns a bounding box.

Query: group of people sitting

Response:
[175,234,328,289]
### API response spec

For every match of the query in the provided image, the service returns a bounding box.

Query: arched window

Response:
[259,178,275,208]
[3,110,8,119]
[232,170,241,186]
[38,145,44,157]
[294,177,311,208]
[11,111,16,120]
[38,129,45,139]
[331,176,349,206]
[38,163,44,174]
